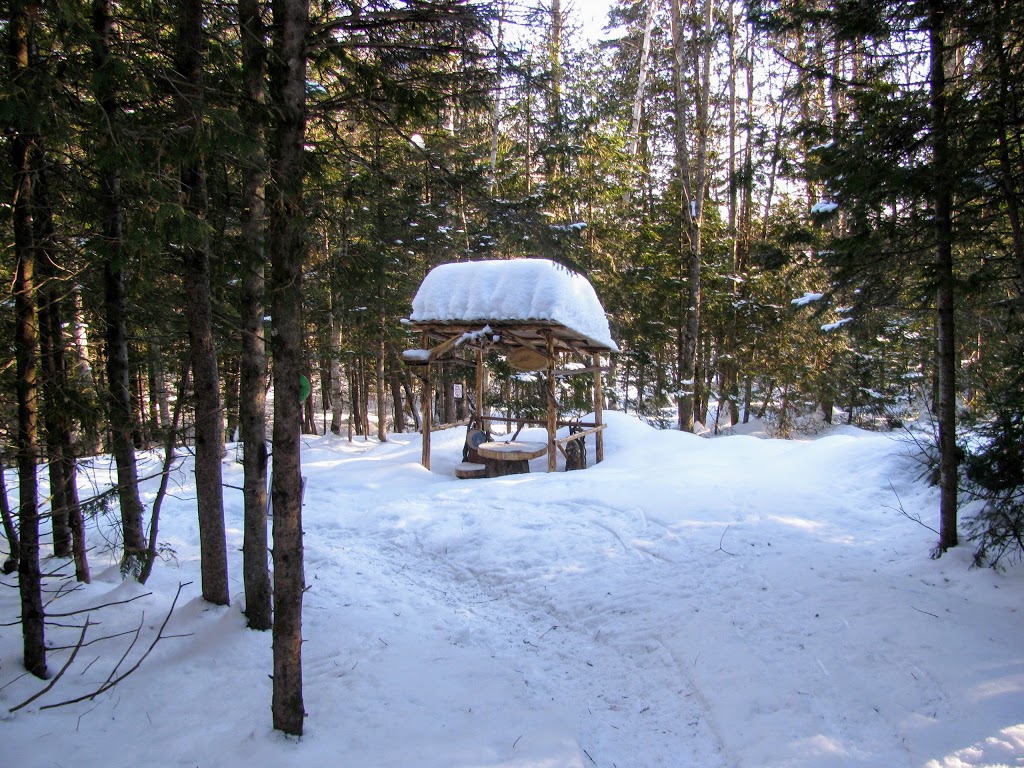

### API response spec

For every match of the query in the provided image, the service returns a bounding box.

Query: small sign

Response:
[453,383,464,399]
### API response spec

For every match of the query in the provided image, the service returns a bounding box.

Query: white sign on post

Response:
[453,383,464,399]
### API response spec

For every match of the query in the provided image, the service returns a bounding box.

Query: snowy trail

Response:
[303,480,731,767]
[4,414,1023,768]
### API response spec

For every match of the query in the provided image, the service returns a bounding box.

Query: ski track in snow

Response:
[4,418,1023,768]
[296,427,973,768]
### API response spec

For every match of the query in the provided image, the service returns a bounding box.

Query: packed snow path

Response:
[3,412,1023,767]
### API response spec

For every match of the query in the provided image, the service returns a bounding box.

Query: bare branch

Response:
[9,619,91,713]
[885,480,939,535]
[45,590,152,618]
[40,582,191,710]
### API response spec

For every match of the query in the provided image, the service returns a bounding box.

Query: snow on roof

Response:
[409,259,617,351]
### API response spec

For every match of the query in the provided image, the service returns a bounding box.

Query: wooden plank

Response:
[421,331,431,470]
[546,332,557,473]
[553,424,607,445]
[594,353,605,464]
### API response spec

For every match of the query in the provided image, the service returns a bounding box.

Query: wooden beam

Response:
[475,347,484,429]
[553,423,607,445]
[593,353,605,463]
[546,332,557,472]
[421,331,431,470]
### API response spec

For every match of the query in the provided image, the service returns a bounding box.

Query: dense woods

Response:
[2,0,1022,731]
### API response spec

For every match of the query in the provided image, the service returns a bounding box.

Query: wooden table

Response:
[476,441,548,477]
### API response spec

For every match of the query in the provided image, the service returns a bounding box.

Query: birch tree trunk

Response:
[627,0,656,157]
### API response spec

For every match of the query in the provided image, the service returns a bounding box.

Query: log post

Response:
[546,333,557,472]
[421,331,431,470]
[593,353,604,464]
[475,346,484,429]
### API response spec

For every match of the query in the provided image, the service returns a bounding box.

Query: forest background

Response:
[2,0,1023,736]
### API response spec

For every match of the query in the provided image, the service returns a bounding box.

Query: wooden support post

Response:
[546,333,557,472]
[475,347,484,429]
[421,332,432,470]
[593,354,605,464]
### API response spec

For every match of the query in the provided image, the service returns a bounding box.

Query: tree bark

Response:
[92,0,147,566]
[175,0,229,605]
[669,0,713,432]
[930,0,959,552]
[10,0,47,676]
[239,0,272,631]
[35,164,73,560]
[268,0,309,734]
[627,0,656,157]
[1,457,20,574]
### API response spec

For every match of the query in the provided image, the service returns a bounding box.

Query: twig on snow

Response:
[884,481,939,535]
[716,526,738,556]
[44,591,153,618]
[38,581,191,710]
[10,619,91,713]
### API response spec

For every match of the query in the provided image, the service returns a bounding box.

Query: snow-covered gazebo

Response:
[402,258,617,475]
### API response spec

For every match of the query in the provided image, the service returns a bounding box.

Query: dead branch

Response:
[9,619,91,713]
[140,360,191,584]
[716,525,738,556]
[884,481,939,535]
[45,590,152,618]
[39,582,191,710]
[47,627,138,651]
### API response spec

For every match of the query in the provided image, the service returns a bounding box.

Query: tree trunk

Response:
[669,0,713,432]
[10,0,47,674]
[36,169,73,559]
[239,0,271,631]
[930,0,958,552]
[1,457,20,574]
[376,338,387,441]
[268,0,309,734]
[176,0,229,605]
[329,288,345,435]
[627,0,656,157]
[92,0,147,566]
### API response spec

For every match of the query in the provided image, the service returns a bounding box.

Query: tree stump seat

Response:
[454,463,488,479]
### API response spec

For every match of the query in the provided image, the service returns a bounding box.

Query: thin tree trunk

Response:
[328,283,345,435]
[376,338,387,441]
[176,0,229,605]
[268,0,309,734]
[669,0,712,432]
[1,458,20,574]
[92,0,147,566]
[36,168,73,559]
[627,0,656,157]
[390,370,406,433]
[930,0,958,552]
[239,0,271,631]
[10,0,46,674]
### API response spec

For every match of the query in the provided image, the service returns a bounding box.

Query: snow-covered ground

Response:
[3,411,1022,767]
